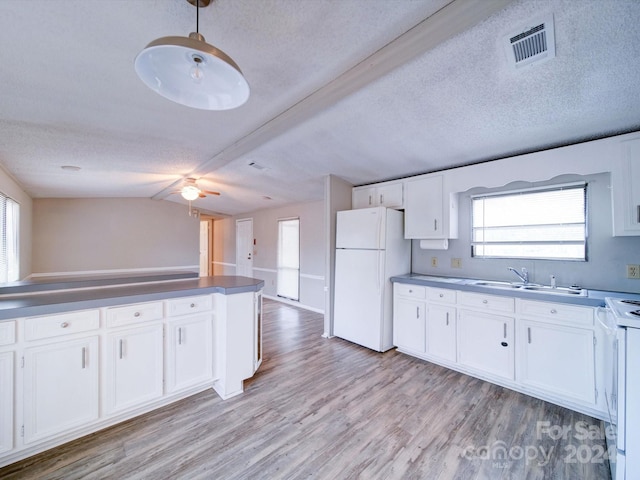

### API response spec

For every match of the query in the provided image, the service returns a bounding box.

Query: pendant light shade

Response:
[134,3,249,110]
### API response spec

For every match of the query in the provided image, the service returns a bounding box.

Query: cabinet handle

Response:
[190,303,196,308]
[60,322,69,328]
[434,219,438,231]
[503,323,507,338]
[368,195,372,206]
[446,312,449,326]
[134,312,141,317]
[482,299,488,304]
[81,347,86,369]
[178,327,183,345]
[550,309,557,314]
[637,205,640,223]
[528,327,532,344]
[439,293,444,298]
[380,194,384,204]
[119,339,124,359]
[416,306,420,319]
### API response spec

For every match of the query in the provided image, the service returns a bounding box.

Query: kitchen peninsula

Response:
[0,273,264,468]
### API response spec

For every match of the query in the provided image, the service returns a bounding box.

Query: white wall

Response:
[213,201,325,312]
[323,174,353,336]
[0,166,32,280]
[32,198,199,275]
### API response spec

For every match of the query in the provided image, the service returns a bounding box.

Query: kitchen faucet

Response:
[508,267,529,284]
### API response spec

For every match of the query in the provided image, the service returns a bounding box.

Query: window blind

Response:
[471,184,587,260]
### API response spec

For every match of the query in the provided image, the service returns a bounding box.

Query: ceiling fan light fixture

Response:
[134,2,249,110]
[181,184,201,201]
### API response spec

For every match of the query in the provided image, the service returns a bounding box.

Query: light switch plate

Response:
[451,258,462,268]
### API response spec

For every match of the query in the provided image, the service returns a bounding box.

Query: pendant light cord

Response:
[196,0,200,34]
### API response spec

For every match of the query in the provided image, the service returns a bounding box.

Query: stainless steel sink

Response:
[519,285,586,296]
[471,281,521,289]
[468,279,587,296]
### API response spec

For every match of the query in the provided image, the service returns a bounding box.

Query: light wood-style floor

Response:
[1,299,611,479]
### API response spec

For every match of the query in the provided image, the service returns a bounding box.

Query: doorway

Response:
[236,218,253,277]
[277,218,300,301]
[199,217,214,276]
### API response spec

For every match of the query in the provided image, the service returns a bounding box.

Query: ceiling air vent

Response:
[504,15,555,69]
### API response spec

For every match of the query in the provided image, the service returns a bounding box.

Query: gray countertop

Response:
[391,273,640,307]
[0,275,264,321]
[0,271,199,295]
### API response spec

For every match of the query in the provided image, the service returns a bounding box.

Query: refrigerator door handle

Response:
[377,250,381,292]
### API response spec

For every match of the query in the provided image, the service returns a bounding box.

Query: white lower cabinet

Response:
[105,324,164,415]
[1,289,262,468]
[394,298,426,353]
[426,304,456,362]
[23,336,99,445]
[0,351,14,454]
[165,313,213,394]
[392,281,604,419]
[393,284,427,354]
[457,309,515,380]
[518,319,595,404]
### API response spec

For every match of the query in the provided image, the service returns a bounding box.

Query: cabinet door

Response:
[352,187,377,209]
[404,176,443,239]
[23,337,99,445]
[0,351,14,454]
[427,304,456,362]
[165,314,213,394]
[105,324,163,415]
[613,138,640,235]
[393,298,426,353]
[518,320,595,404]
[457,310,514,380]
[378,183,403,209]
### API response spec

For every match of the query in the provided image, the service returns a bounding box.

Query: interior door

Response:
[199,220,209,277]
[236,218,253,277]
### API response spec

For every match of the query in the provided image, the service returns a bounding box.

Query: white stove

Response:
[605,296,640,480]
[606,297,640,328]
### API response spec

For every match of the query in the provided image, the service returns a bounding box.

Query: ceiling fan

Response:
[176,177,221,200]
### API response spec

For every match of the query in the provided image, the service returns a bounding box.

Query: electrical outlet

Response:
[451,258,462,268]
[431,257,438,268]
[627,264,640,279]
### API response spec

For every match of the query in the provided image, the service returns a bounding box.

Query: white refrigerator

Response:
[333,206,411,352]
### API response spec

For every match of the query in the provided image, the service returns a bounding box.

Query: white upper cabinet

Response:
[612,136,640,236]
[404,175,458,239]
[352,181,403,209]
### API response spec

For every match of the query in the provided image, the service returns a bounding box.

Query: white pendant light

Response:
[134,0,249,110]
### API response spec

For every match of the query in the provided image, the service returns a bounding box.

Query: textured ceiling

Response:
[1,0,639,216]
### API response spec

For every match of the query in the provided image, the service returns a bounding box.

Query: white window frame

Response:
[0,192,20,282]
[471,182,587,261]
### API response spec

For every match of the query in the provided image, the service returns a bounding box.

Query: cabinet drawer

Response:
[165,295,212,317]
[458,291,514,313]
[518,300,594,327]
[25,310,100,341]
[0,321,16,345]
[106,302,163,328]
[395,283,426,299]
[427,288,456,304]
